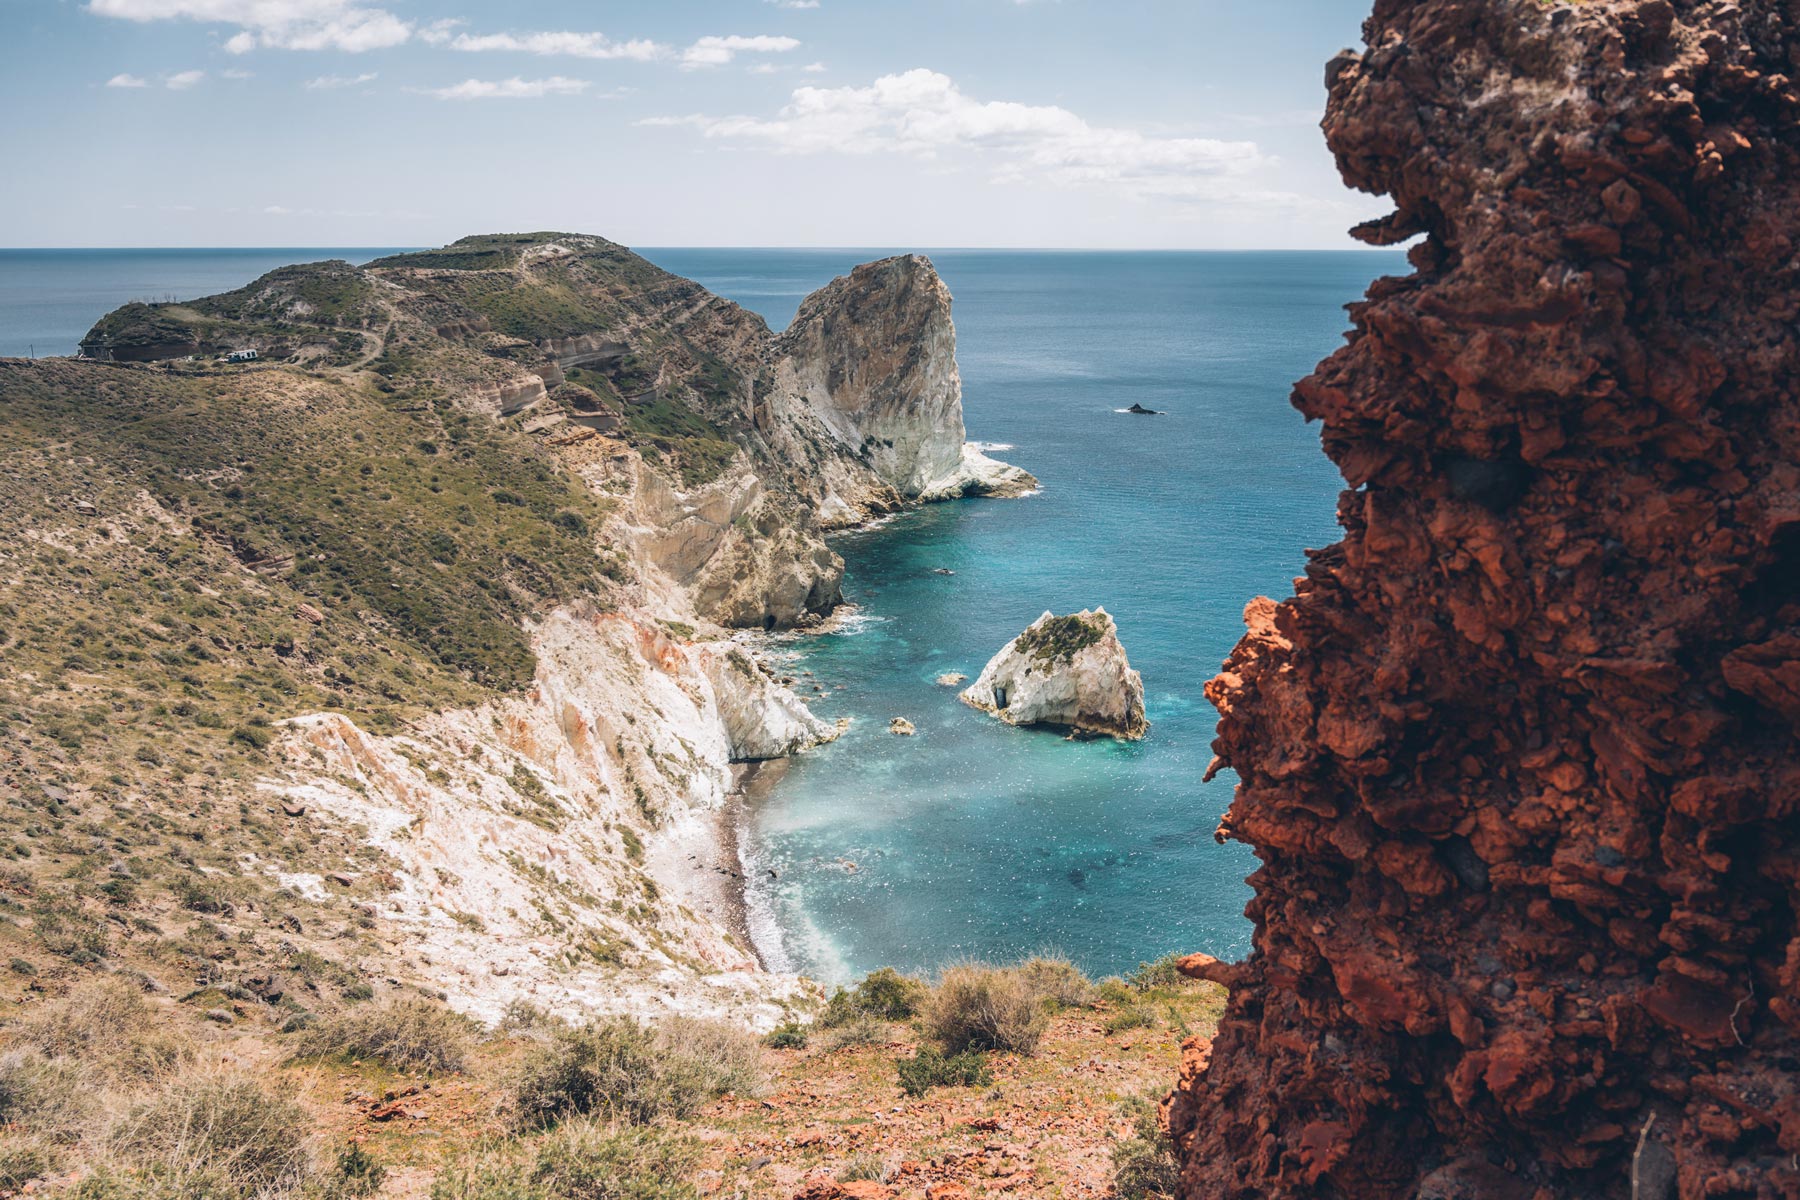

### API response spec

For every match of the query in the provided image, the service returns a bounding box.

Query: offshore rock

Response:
[961,609,1146,740]
[1171,3,1800,1198]
[771,255,1036,517]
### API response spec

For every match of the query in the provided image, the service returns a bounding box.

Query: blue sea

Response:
[0,245,1402,984]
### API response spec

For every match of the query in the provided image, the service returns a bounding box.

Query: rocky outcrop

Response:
[961,609,1147,740]
[1171,3,1800,1198]
[697,641,840,761]
[770,255,1037,515]
[264,608,832,1026]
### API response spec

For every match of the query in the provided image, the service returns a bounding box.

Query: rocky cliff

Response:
[1170,3,1800,1197]
[961,609,1148,741]
[768,256,1036,522]
[1,233,1025,1029]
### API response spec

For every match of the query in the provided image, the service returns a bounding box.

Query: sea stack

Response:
[960,609,1147,740]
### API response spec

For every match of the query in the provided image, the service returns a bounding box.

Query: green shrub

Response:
[333,1142,387,1196]
[1127,954,1190,992]
[1018,956,1093,1009]
[763,1021,808,1050]
[297,998,478,1074]
[230,724,274,751]
[512,1016,763,1129]
[1112,1096,1178,1199]
[1095,978,1135,1007]
[819,1013,887,1052]
[532,1119,702,1199]
[895,1048,992,1098]
[1104,1006,1155,1035]
[921,964,1050,1056]
[819,967,928,1027]
[850,967,928,1019]
[106,1068,314,1196]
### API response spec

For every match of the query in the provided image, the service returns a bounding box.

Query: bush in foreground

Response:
[921,963,1052,1055]
[103,1068,314,1197]
[297,998,478,1074]
[431,1119,700,1200]
[0,1051,97,1143]
[1112,1096,1178,1199]
[512,1016,764,1129]
[9,977,193,1082]
[895,1047,993,1097]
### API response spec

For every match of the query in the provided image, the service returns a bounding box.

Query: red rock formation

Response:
[1170,2,1800,1197]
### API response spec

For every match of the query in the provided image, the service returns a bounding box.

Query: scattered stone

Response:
[295,603,326,625]
[203,1008,234,1025]
[72,500,99,516]
[281,801,306,817]
[1124,403,1162,415]
[934,673,967,687]
[889,717,916,736]
[326,872,355,888]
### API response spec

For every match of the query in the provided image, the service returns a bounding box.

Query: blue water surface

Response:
[0,248,413,359]
[648,249,1403,983]
[1,245,1402,984]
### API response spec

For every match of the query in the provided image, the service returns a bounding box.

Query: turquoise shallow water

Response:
[1,245,1403,985]
[646,249,1405,983]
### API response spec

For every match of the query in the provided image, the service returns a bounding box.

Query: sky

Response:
[0,1,1389,249]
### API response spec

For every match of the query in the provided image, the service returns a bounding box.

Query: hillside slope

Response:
[0,233,1033,1031]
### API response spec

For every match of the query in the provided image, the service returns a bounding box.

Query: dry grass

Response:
[102,1066,315,1197]
[7,976,194,1083]
[512,1015,765,1130]
[297,997,480,1075]
[430,1117,703,1200]
[922,962,1056,1055]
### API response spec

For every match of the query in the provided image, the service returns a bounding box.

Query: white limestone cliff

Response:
[262,606,835,1027]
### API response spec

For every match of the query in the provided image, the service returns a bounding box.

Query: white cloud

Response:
[165,69,205,89]
[767,0,820,7]
[105,73,149,87]
[417,76,590,101]
[87,0,411,53]
[423,28,667,61]
[222,67,253,78]
[305,72,377,89]
[646,68,1279,206]
[802,61,827,73]
[681,34,800,70]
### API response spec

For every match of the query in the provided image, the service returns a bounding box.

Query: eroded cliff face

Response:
[262,608,830,1027]
[1172,3,1800,1198]
[770,255,1037,523]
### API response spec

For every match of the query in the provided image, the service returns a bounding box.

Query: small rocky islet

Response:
[959,608,1148,741]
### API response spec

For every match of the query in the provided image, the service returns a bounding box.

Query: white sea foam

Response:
[968,440,1014,453]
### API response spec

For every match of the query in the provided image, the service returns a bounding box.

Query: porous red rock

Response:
[1169,3,1800,1197]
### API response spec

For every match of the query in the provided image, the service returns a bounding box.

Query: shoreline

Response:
[722,756,795,974]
